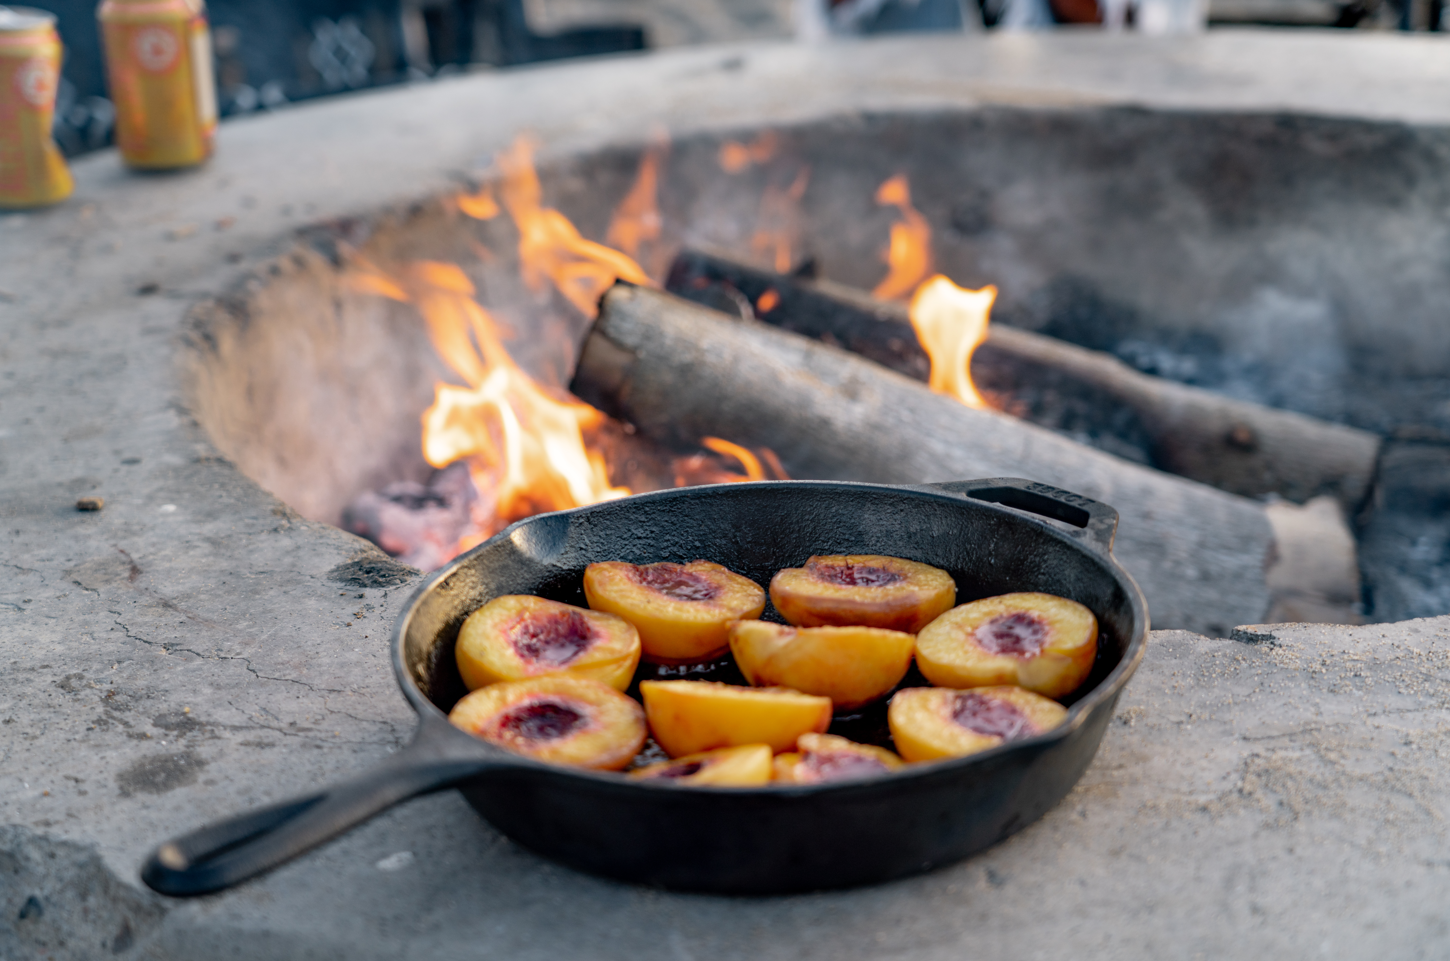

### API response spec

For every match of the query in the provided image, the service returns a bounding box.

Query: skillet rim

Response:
[389,477,1149,795]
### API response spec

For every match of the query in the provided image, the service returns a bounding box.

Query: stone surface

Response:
[3,30,1450,960]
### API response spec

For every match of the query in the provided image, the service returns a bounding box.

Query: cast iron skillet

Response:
[141,476,1147,897]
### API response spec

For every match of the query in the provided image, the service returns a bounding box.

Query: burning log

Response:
[573,284,1275,637]
[666,248,1381,510]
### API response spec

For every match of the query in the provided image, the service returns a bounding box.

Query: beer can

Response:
[0,7,73,209]
[98,0,217,169]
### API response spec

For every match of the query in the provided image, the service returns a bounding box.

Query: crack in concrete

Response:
[107,610,348,694]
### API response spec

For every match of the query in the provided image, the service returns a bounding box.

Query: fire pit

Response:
[185,102,1446,631]
[4,31,1450,958]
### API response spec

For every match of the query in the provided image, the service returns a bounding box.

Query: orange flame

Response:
[719,131,778,173]
[702,436,766,481]
[413,261,630,545]
[606,140,666,261]
[456,184,500,220]
[344,255,630,556]
[751,167,810,274]
[496,136,654,318]
[909,275,996,409]
[345,134,800,567]
[674,437,789,487]
[872,174,933,301]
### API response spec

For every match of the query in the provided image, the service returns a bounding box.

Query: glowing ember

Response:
[909,275,996,410]
[674,436,788,487]
[872,174,933,301]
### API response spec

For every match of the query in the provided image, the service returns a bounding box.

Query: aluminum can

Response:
[0,7,73,208]
[98,0,217,169]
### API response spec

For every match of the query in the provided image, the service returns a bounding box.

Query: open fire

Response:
[340,132,1005,570]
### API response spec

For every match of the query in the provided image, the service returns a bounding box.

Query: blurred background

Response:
[30,0,1447,158]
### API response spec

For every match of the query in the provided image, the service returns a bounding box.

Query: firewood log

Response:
[666,248,1380,510]
[574,283,1275,637]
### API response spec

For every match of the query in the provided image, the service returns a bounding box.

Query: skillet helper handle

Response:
[141,717,496,897]
[927,477,1120,554]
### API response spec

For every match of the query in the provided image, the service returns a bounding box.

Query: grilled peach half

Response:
[584,560,766,664]
[773,733,904,784]
[770,555,955,633]
[915,592,1097,699]
[639,680,832,756]
[728,620,915,709]
[455,595,641,692]
[448,675,646,770]
[630,744,774,787]
[887,685,1066,763]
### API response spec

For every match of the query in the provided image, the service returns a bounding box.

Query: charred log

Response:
[666,248,1380,510]
[573,284,1275,637]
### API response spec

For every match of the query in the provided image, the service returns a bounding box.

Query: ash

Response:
[341,463,478,571]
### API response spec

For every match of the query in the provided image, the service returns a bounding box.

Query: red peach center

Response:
[950,692,1035,741]
[809,562,904,588]
[496,699,586,741]
[808,751,890,781]
[632,564,721,602]
[974,611,1048,657]
[652,759,707,779]
[509,610,597,667]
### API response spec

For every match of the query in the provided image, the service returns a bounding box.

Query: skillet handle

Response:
[140,716,500,897]
[926,477,1120,554]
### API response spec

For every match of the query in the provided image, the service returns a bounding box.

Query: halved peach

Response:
[770,555,955,633]
[455,595,641,692]
[584,560,766,664]
[630,743,773,787]
[773,732,904,784]
[887,685,1066,763]
[638,680,832,756]
[915,592,1097,699]
[728,620,915,709]
[448,675,646,770]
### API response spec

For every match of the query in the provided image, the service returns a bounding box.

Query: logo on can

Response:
[14,56,56,107]
[132,26,179,72]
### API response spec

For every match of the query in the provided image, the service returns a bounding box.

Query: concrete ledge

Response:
[3,32,1450,959]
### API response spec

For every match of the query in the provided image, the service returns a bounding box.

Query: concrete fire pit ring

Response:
[3,31,1450,959]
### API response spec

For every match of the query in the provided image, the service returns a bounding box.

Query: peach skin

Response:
[773,732,904,784]
[630,744,774,787]
[729,620,915,709]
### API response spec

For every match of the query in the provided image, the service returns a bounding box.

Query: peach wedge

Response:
[915,592,1097,699]
[584,560,766,664]
[888,685,1066,763]
[630,744,774,787]
[639,680,832,756]
[773,733,904,785]
[728,620,915,709]
[770,555,955,633]
[454,595,641,692]
[449,675,646,770]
